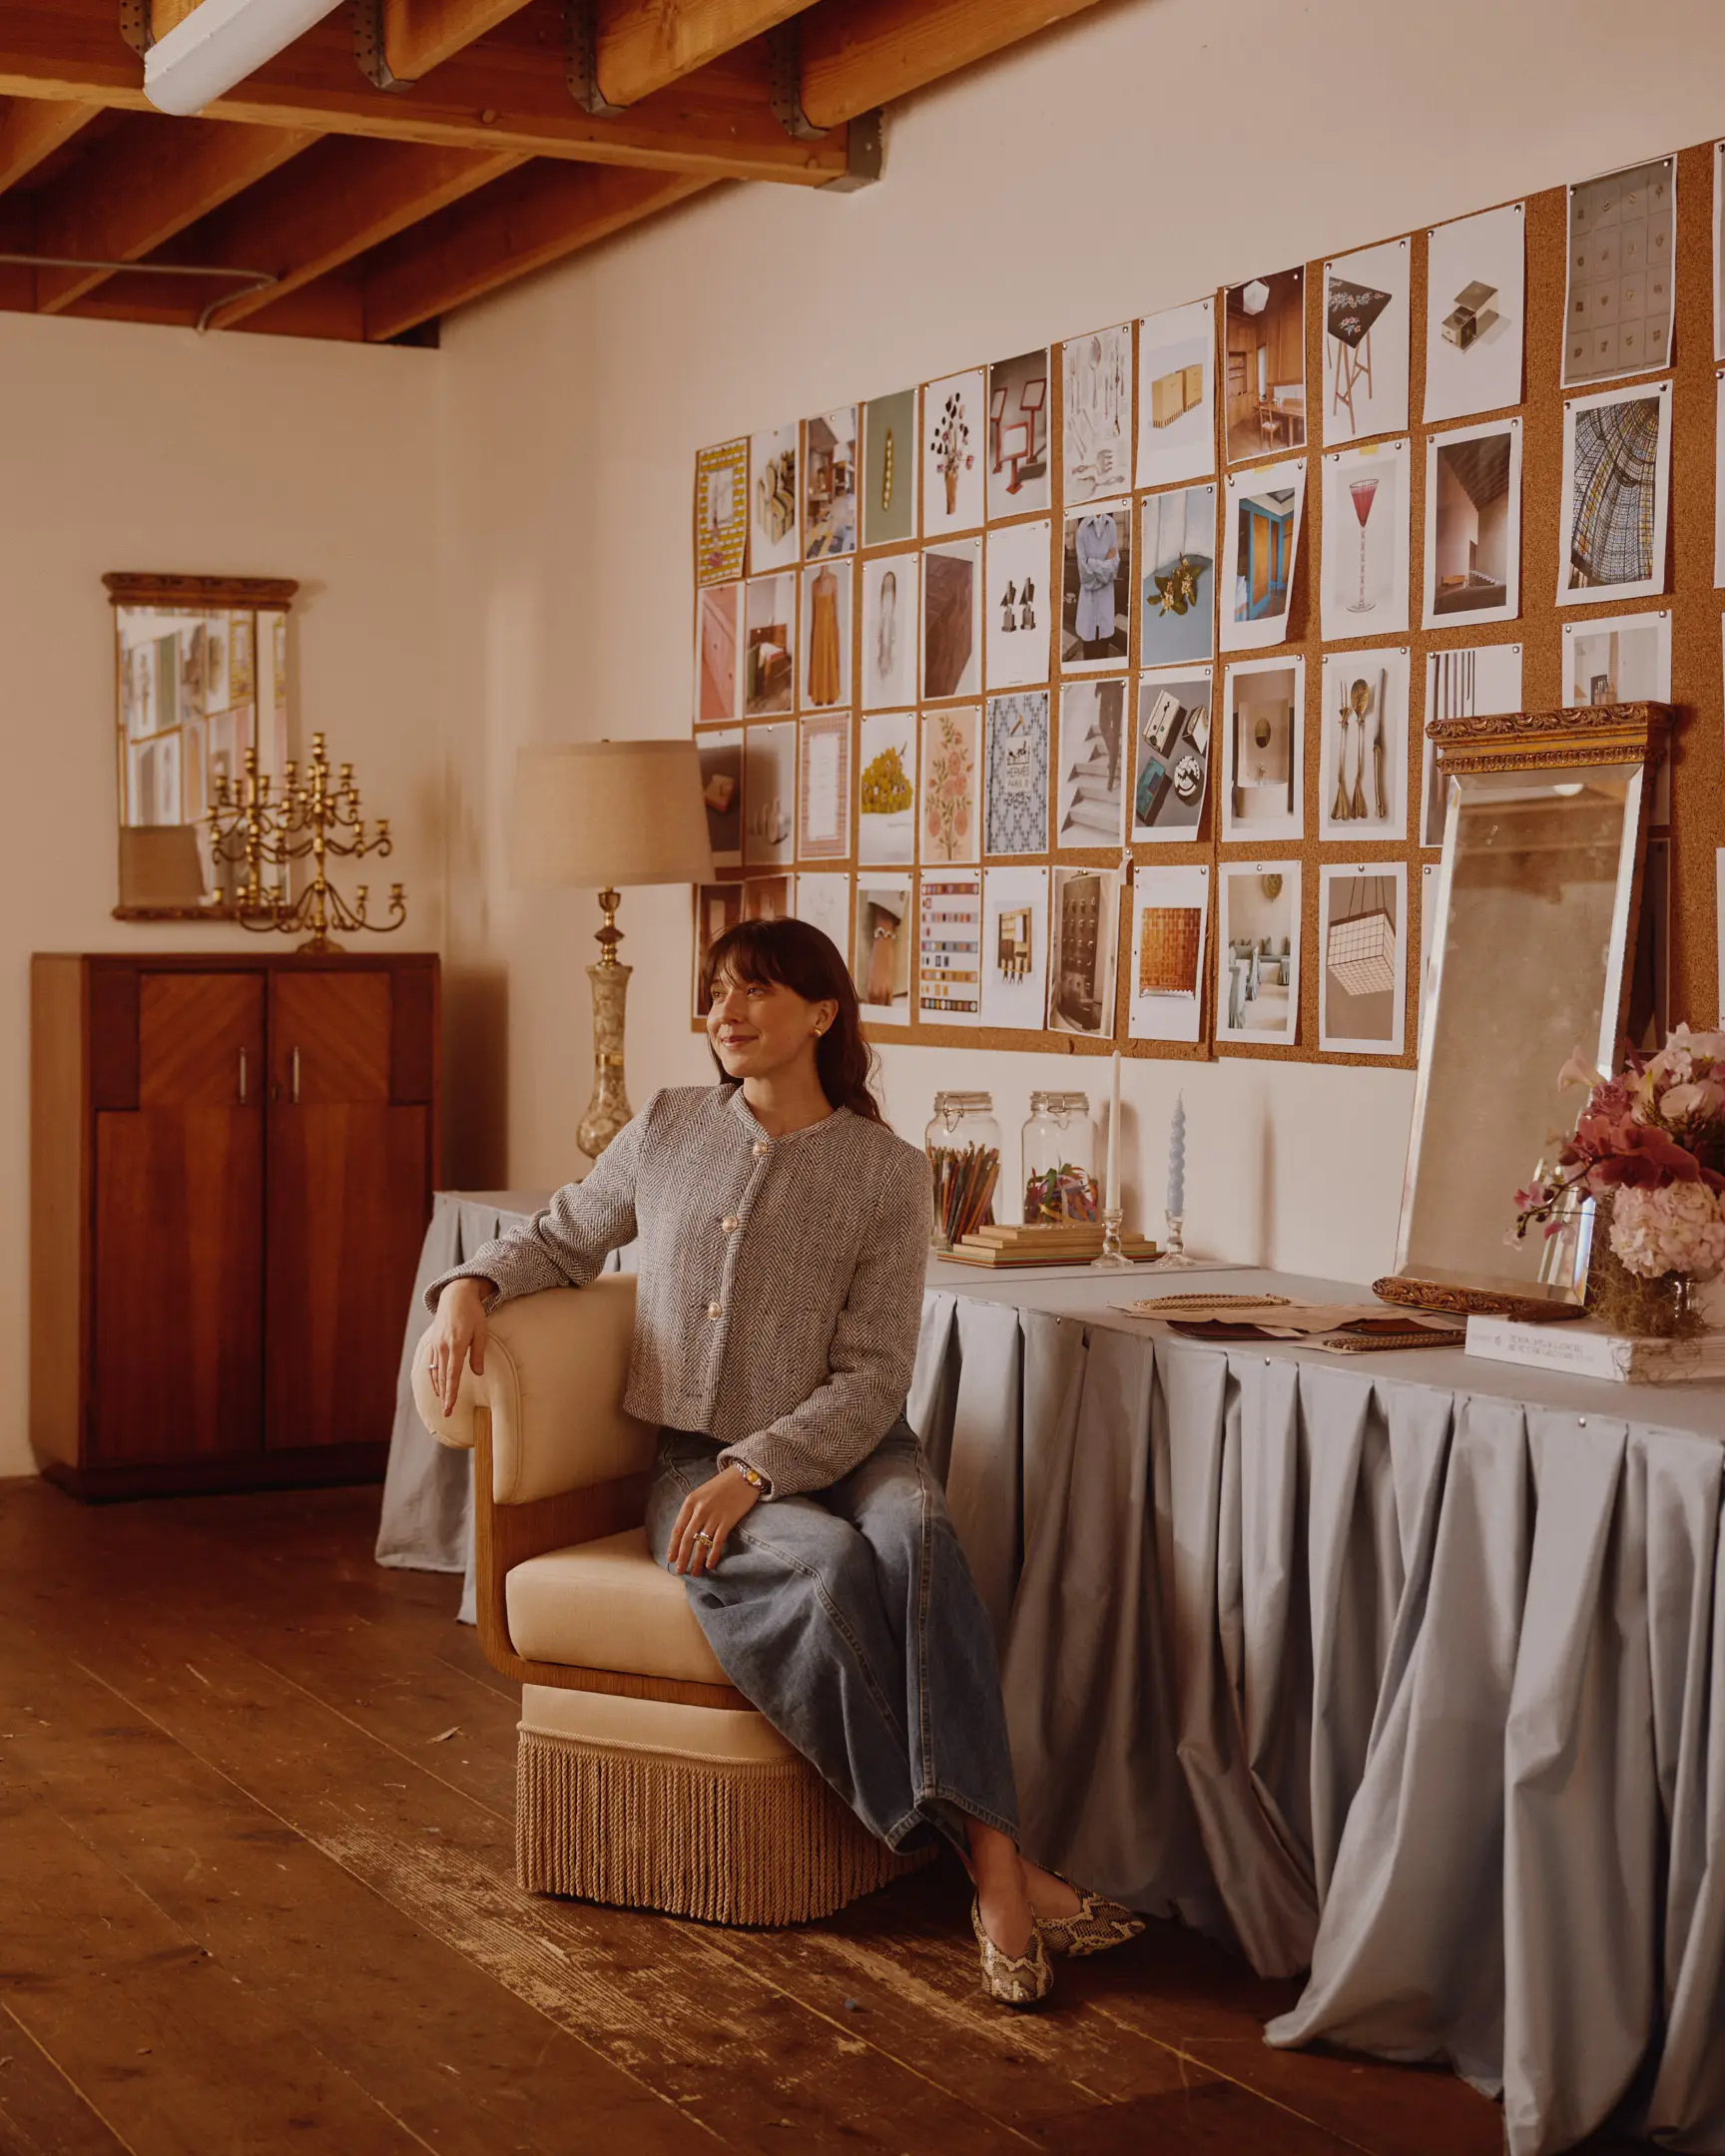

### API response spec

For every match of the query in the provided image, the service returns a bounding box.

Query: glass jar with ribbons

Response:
[925,1091,1002,1253]
[1020,1091,1099,1225]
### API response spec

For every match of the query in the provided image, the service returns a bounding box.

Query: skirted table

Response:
[378,1224,1724,2156]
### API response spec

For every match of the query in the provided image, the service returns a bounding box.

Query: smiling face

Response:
[706,965,840,1087]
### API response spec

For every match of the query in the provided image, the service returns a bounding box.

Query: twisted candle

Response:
[1167,1093,1186,1218]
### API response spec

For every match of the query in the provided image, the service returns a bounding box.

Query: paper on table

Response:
[1120,1295,1458,1334]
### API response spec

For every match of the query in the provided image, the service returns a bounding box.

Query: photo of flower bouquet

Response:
[1513,1026,1725,1336]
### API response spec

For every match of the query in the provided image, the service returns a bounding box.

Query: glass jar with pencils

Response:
[925,1091,1002,1254]
[1020,1091,1099,1225]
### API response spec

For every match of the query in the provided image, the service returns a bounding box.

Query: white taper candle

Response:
[1105,1051,1122,1215]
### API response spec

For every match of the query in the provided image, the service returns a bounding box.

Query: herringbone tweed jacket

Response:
[427,1083,931,1497]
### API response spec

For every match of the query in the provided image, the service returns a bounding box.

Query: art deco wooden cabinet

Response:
[30,952,439,1499]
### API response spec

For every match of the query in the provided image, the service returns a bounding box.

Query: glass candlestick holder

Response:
[1088,1205,1134,1271]
[1149,1212,1197,1270]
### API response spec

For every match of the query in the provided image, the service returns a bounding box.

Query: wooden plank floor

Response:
[0,1478,1661,2156]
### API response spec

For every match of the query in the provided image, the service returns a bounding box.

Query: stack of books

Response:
[942,1222,1160,1269]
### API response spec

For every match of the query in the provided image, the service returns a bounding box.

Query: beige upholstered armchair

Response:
[412,1277,909,1924]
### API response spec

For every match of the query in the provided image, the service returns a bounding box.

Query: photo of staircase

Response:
[1057,679,1127,846]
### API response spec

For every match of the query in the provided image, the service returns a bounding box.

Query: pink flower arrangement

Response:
[1514,1027,1725,1282]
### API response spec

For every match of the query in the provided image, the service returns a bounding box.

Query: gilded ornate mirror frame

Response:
[1376,701,1670,1323]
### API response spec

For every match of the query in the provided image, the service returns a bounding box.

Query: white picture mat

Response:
[980,864,1051,1030]
[857,709,917,865]
[1219,458,1307,654]
[1216,859,1302,1046]
[984,519,1052,690]
[1555,380,1672,606]
[860,552,918,711]
[1421,418,1522,630]
[1062,322,1134,504]
[1424,202,1526,424]
[1560,155,1677,389]
[1317,647,1411,841]
[922,369,986,537]
[1319,861,1408,1057]
[798,715,849,855]
[916,868,983,1025]
[1221,655,1306,842]
[794,872,851,954]
[854,873,912,1026]
[1128,864,1209,1043]
[1420,643,1523,848]
[1561,609,1671,706]
[1321,238,1411,446]
[1320,438,1410,641]
[1137,297,1215,488]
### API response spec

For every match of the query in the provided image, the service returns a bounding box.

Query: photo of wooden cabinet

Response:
[30,952,439,1498]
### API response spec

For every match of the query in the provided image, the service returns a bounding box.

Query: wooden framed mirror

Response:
[1376,702,1668,1321]
[107,572,297,919]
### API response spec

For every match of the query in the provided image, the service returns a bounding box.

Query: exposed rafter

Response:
[361,160,710,340]
[0,94,101,191]
[374,0,535,81]
[799,0,1105,130]
[594,0,815,108]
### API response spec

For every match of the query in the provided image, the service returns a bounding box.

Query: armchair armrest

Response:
[412,1277,657,1504]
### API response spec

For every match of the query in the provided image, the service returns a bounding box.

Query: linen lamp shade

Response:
[514,740,715,888]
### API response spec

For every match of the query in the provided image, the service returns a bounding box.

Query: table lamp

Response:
[514,739,715,1157]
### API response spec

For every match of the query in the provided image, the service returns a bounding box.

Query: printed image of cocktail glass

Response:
[1347,476,1379,614]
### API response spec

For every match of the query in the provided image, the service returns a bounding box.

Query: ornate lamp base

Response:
[578,888,633,1157]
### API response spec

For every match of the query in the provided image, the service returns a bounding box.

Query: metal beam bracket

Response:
[829,108,883,192]
[765,19,824,142]
[119,0,153,57]
[565,0,626,118]
[352,0,416,91]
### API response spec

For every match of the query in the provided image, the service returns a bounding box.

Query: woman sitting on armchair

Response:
[425,915,1141,2006]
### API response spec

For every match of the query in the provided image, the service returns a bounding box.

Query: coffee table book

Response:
[1464,1315,1725,1384]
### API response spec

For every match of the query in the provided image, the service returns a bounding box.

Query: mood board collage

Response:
[690,137,1725,1066]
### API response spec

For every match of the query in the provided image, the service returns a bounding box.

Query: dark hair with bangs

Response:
[701,916,884,1124]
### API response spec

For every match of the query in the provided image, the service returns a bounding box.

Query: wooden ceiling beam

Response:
[32,114,317,312]
[361,159,711,340]
[0,94,102,191]
[378,0,535,80]
[168,136,523,326]
[799,0,1105,130]
[594,0,815,107]
[0,4,850,184]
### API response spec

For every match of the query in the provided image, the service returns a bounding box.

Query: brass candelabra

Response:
[209,731,404,952]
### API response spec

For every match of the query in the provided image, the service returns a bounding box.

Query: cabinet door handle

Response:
[290,1046,300,1105]
[239,1049,249,1105]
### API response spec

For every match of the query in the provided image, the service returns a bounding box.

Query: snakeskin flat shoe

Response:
[970,1898,1054,2007]
[1035,1887,1146,1957]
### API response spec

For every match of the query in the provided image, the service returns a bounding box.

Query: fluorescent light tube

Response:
[144,0,345,116]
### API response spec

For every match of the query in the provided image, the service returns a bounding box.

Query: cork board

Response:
[692,137,1724,1070]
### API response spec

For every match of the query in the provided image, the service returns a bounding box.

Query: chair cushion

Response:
[519,1682,794,1764]
[505,1527,731,1687]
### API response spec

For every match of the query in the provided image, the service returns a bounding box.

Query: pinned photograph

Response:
[743,573,796,718]
[1418,860,1439,1045]
[742,874,792,922]
[857,709,916,865]
[923,369,985,535]
[1320,439,1410,642]
[743,722,796,867]
[1219,458,1306,653]
[922,538,982,700]
[1422,644,1523,846]
[1129,865,1209,1045]
[1224,270,1306,463]
[1138,297,1215,489]
[1061,323,1132,503]
[800,561,853,710]
[1561,609,1671,708]
[917,869,983,1024]
[1716,143,1725,365]
[749,423,800,573]
[983,691,1050,856]
[794,872,852,956]
[1132,668,1212,842]
[693,883,744,1015]
[1056,679,1128,849]
[695,437,749,585]
[1318,648,1410,841]
[860,552,918,712]
[1718,373,1725,583]
[1060,501,1130,671]
[1562,156,1675,387]
[697,727,743,868]
[855,874,912,1025]
[695,581,741,724]
[986,348,1050,518]
[1556,380,1672,605]
[1422,419,1521,628]
[980,864,1050,1030]
[862,388,917,549]
[1425,202,1525,424]
[984,518,1051,690]
[804,406,857,558]
[1319,863,1407,1057]
[920,704,980,865]
[1221,656,1305,842]
[1217,861,1301,1047]
[1322,240,1410,445]
[1140,484,1216,666]
[1047,865,1122,1036]
[798,712,851,862]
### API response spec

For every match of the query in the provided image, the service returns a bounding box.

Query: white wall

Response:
[0,314,444,1477]
[435,0,1725,1281]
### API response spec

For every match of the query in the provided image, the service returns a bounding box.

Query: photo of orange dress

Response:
[807,564,842,706]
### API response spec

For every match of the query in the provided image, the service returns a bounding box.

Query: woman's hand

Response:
[426,1278,493,1417]
[669,1467,762,1577]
